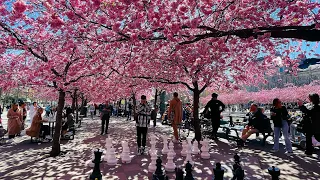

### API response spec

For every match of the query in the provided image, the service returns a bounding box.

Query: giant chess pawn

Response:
[107,147,118,166]
[200,139,210,159]
[120,141,131,163]
[89,149,103,180]
[152,157,169,180]
[175,167,184,180]
[149,135,157,154]
[181,140,188,157]
[148,150,157,172]
[104,137,112,162]
[184,161,194,180]
[184,144,194,166]
[165,145,176,172]
[191,141,200,155]
[232,154,244,180]
[213,162,224,180]
[168,141,176,156]
[186,137,193,147]
[162,135,169,154]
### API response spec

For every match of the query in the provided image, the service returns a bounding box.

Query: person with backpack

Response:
[135,95,151,155]
[270,98,293,156]
[204,93,225,140]
[168,92,183,143]
[298,93,320,155]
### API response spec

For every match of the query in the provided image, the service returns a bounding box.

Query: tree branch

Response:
[132,76,194,91]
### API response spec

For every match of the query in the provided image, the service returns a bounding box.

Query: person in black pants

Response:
[151,105,159,127]
[204,93,225,139]
[100,101,111,135]
[136,95,152,155]
[298,93,320,155]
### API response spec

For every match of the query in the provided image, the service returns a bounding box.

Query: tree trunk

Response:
[154,89,158,108]
[193,89,201,141]
[132,93,136,119]
[71,89,77,112]
[50,90,65,157]
[75,94,79,124]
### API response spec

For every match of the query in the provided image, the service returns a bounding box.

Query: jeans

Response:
[127,110,132,120]
[273,120,293,152]
[101,116,110,134]
[137,126,148,147]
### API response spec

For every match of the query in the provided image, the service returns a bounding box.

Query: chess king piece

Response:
[184,143,194,166]
[89,149,103,180]
[149,135,157,154]
[191,140,200,155]
[162,135,169,154]
[169,141,176,156]
[175,167,184,180]
[107,147,118,166]
[152,157,169,180]
[200,139,210,159]
[268,166,280,180]
[148,150,157,172]
[165,145,176,172]
[184,161,194,180]
[232,154,244,180]
[181,140,188,156]
[121,141,131,163]
[213,163,224,180]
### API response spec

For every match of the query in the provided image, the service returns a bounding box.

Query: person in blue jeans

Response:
[270,98,293,156]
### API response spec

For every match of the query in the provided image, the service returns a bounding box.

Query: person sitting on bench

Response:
[62,107,75,137]
[26,107,51,142]
[237,104,268,146]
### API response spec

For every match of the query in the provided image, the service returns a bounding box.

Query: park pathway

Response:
[0,116,319,180]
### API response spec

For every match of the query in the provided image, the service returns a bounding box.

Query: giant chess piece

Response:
[181,140,188,157]
[165,144,176,172]
[149,135,157,154]
[186,137,193,147]
[148,150,157,172]
[89,149,103,180]
[121,141,131,163]
[107,147,118,166]
[268,166,280,180]
[191,140,200,155]
[152,157,169,180]
[232,154,244,180]
[175,167,184,180]
[184,161,194,180]
[162,135,169,154]
[213,162,224,180]
[104,137,112,162]
[200,139,210,159]
[169,141,176,156]
[184,142,194,166]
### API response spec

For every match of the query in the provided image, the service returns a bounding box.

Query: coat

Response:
[168,98,182,124]
[26,113,42,137]
[7,108,22,135]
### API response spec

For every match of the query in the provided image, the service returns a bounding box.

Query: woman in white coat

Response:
[29,102,37,123]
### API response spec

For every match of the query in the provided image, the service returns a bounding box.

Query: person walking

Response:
[204,93,225,139]
[89,104,95,120]
[127,102,132,121]
[151,105,159,127]
[298,93,320,155]
[100,101,111,135]
[270,98,293,156]
[168,92,183,142]
[7,102,22,139]
[136,95,151,155]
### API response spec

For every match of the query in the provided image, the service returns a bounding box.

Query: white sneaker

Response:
[45,135,52,140]
[270,149,279,153]
[285,151,293,156]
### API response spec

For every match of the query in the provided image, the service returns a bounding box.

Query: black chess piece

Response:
[184,161,194,180]
[268,166,280,180]
[175,167,184,180]
[232,154,244,180]
[213,162,224,180]
[152,157,169,180]
[89,149,103,180]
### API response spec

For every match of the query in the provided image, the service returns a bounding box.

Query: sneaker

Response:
[285,151,293,156]
[141,147,145,155]
[270,149,279,153]
[137,147,141,155]
[45,135,53,140]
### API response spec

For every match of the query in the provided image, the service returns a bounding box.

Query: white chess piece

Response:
[181,140,187,157]
[149,135,157,154]
[107,147,118,166]
[200,139,210,159]
[165,147,176,172]
[184,143,194,166]
[186,137,193,147]
[192,141,200,155]
[168,141,176,156]
[148,150,157,172]
[162,135,169,154]
[104,138,112,162]
[121,141,131,163]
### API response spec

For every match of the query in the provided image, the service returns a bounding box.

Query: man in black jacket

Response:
[204,93,225,139]
[237,104,269,146]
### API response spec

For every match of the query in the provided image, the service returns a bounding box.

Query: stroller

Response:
[0,118,8,144]
[290,116,307,149]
